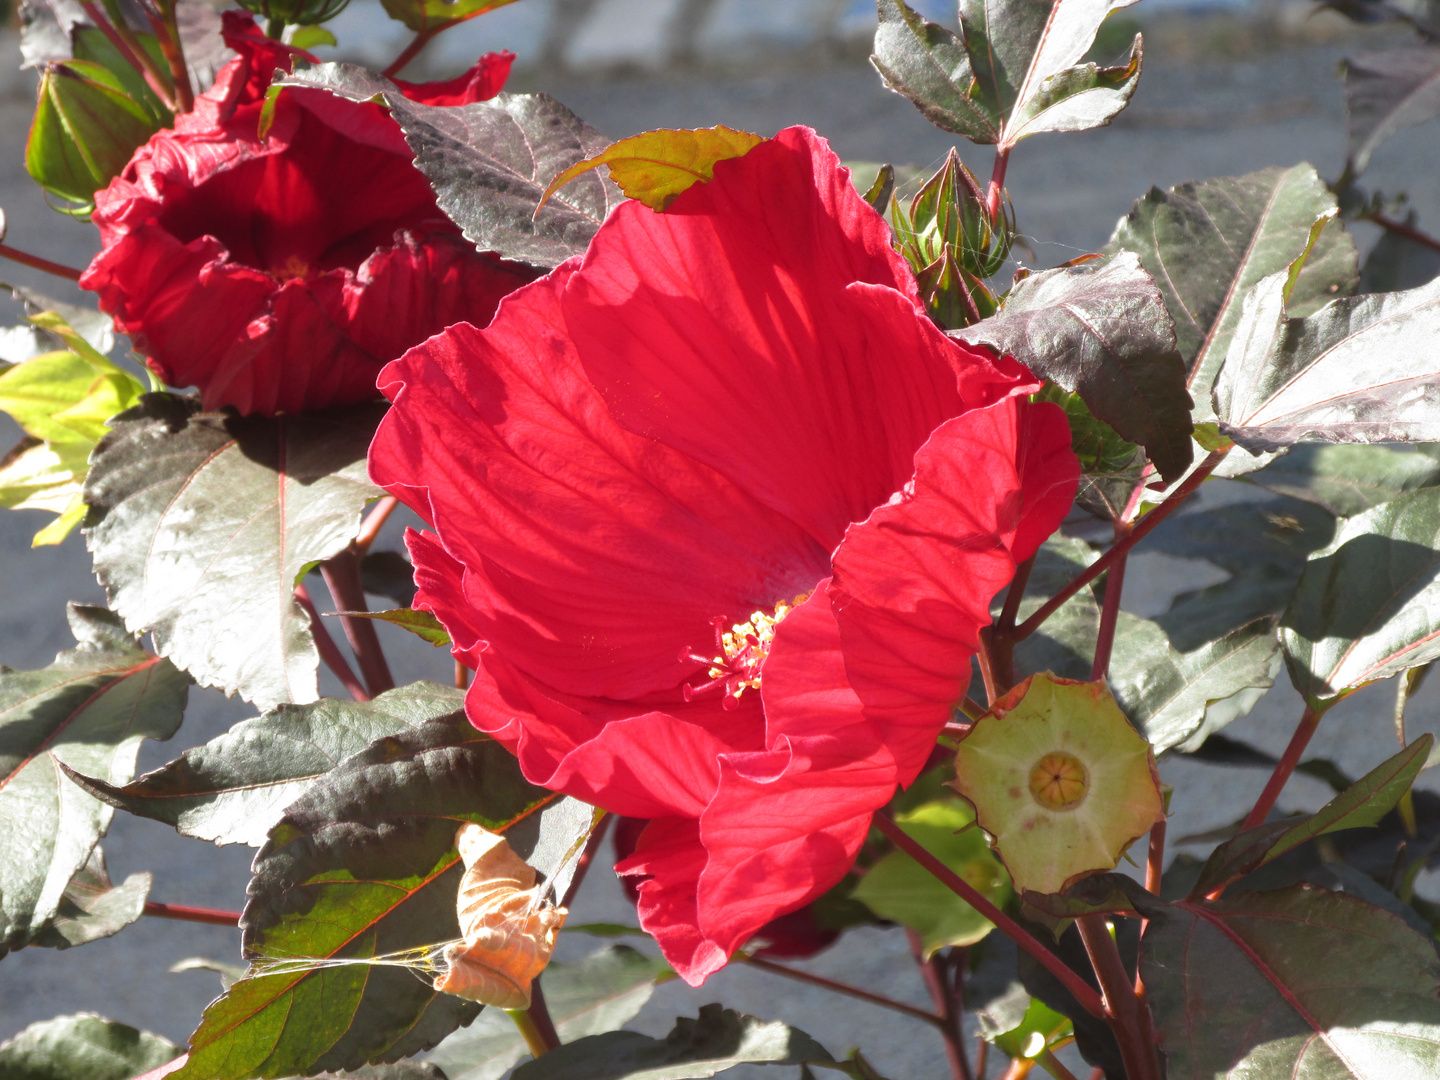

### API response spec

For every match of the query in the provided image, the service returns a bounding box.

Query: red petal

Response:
[369,268,828,700]
[393,52,515,105]
[407,527,489,670]
[616,817,728,985]
[830,399,1079,783]
[563,129,965,551]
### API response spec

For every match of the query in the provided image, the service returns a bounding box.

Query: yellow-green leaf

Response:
[540,126,764,212]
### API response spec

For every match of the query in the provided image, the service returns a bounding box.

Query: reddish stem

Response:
[873,812,1105,1019]
[976,628,1001,706]
[1011,450,1226,643]
[986,147,1010,223]
[526,976,563,1051]
[0,244,82,282]
[1368,212,1440,255]
[997,555,1034,633]
[382,26,440,78]
[1238,704,1323,834]
[1075,915,1161,1080]
[455,659,471,690]
[148,0,193,112]
[143,900,241,926]
[131,1055,188,1080]
[295,583,369,701]
[79,0,177,109]
[1090,547,1128,682]
[355,495,399,555]
[908,930,972,1080]
[743,952,944,1029]
[321,550,395,697]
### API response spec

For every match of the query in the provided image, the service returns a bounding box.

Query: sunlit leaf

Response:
[0,1014,180,1080]
[1341,45,1440,176]
[1247,443,1440,517]
[29,845,150,950]
[542,126,763,212]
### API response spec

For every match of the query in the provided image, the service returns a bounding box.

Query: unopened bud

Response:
[237,0,350,27]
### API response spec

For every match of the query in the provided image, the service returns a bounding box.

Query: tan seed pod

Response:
[432,823,568,1009]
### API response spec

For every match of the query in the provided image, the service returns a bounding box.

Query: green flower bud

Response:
[26,60,164,213]
[237,0,350,29]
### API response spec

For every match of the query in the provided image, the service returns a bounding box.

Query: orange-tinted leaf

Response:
[540,126,765,212]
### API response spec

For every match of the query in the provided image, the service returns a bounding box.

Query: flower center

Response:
[273,255,314,281]
[1028,751,1089,811]
[680,594,810,710]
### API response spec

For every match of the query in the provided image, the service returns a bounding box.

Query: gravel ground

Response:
[0,20,1438,1080]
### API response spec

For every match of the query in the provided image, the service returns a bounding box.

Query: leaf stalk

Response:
[321,549,396,697]
[1075,915,1160,1080]
[295,583,370,701]
[741,951,946,1030]
[143,900,242,926]
[0,243,83,282]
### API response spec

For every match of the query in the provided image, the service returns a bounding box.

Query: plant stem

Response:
[295,583,370,701]
[986,147,1010,223]
[455,659,471,689]
[529,977,563,1050]
[1367,212,1440,255]
[130,1054,188,1080]
[150,0,194,112]
[321,550,395,697]
[873,812,1105,1019]
[383,26,440,77]
[505,1003,556,1058]
[1010,449,1226,643]
[740,952,944,1029]
[354,495,399,555]
[1033,1050,1081,1080]
[975,1036,988,1080]
[79,0,177,109]
[1075,915,1160,1080]
[559,813,613,908]
[1239,704,1322,833]
[1089,547,1128,682]
[0,244,82,282]
[976,628,1001,706]
[907,931,972,1080]
[997,556,1034,633]
[143,900,242,926]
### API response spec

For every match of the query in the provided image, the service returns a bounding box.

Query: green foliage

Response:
[379,0,518,34]
[236,0,350,28]
[1143,886,1440,1078]
[954,251,1194,483]
[0,310,145,546]
[871,0,1142,150]
[1281,486,1440,706]
[509,1005,848,1080]
[1247,443,1440,517]
[339,608,453,648]
[853,796,1011,957]
[1193,736,1433,897]
[29,846,150,949]
[0,605,187,957]
[0,1014,181,1080]
[70,682,465,846]
[84,395,383,710]
[174,711,591,1079]
[427,945,673,1080]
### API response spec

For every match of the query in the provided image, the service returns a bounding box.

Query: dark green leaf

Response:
[1144,885,1440,1077]
[1021,873,1147,921]
[338,609,452,648]
[174,714,590,1079]
[378,0,517,33]
[952,251,1194,483]
[278,63,620,268]
[511,1004,841,1080]
[1341,46,1440,177]
[871,0,1142,149]
[29,845,150,949]
[0,605,187,956]
[1193,736,1433,896]
[1246,443,1440,517]
[427,945,673,1080]
[69,682,464,846]
[0,1014,181,1080]
[1105,164,1358,426]
[84,395,384,710]
[1213,270,1440,453]
[1282,487,1440,704]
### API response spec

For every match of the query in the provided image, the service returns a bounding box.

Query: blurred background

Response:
[0,0,1438,1075]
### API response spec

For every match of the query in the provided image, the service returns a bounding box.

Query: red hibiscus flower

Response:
[369,127,1080,985]
[79,12,534,416]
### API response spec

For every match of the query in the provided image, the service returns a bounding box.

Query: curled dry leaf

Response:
[434,823,568,1010]
[952,673,1164,894]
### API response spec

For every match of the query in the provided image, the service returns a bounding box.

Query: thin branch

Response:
[143,900,241,926]
[455,659,471,690]
[0,244,82,282]
[149,0,194,112]
[985,147,1011,223]
[1075,915,1160,1080]
[321,550,395,697]
[1368,212,1440,255]
[295,583,370,701]
[1033,1051,1081,1080]
[1089,548,1128,681]
[1238,703,1323,835]
[382,26,441,77]
[997,555,1034,633]
[526,977,562,1050]
[1011,450,1226,642]
[873,812,1105,1019]
[79,0,177,109]
[355,495,399,555]
[976,628,1001,706]
[506,1002,557,1057]
[740,952,944,1029]
[907,931,972,1080]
